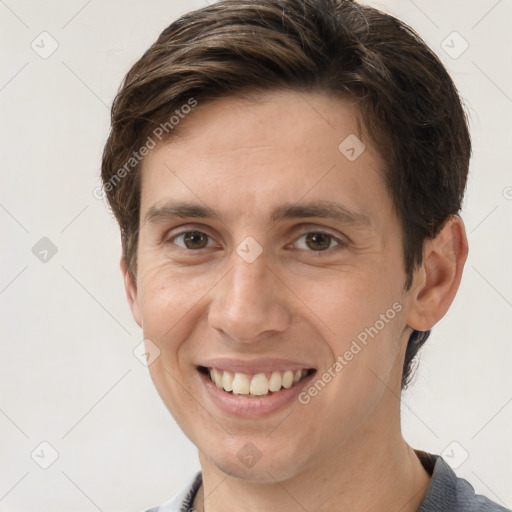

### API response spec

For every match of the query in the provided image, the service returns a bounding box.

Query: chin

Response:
[199,435,313,484]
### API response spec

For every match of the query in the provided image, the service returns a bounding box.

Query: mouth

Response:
[198,366,316,398]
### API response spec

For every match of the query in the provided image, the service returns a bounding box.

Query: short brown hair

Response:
[101,0,471,389]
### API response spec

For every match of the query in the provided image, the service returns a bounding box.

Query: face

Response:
[125,90,416,482]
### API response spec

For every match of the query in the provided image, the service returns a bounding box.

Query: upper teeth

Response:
[208,368,307,396]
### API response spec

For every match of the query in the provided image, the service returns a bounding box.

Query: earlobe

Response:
[406,216,468,331]
[120,256,142,327]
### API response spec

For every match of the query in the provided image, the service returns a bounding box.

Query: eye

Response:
[171,230,215,250]
[294,231,343,252]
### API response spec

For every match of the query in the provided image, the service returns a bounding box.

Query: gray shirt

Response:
[145,453,510,512]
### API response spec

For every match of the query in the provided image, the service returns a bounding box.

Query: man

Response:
[101,0,508,510]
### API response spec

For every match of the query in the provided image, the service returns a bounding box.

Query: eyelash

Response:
[165,226,348,255]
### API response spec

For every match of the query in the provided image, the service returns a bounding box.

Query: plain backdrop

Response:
[1,1,511,511]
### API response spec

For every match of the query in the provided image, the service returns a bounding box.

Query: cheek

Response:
[294,268,406,400]
[137,257,213,324]
[135,261,209,368]
[291,264,404,345]
[301,310,405,447]
[136,263,213,428]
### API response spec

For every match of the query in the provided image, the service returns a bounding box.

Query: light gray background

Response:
[1,1,511,511]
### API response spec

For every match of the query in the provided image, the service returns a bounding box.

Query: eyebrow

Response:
[270,201,371,227]
[144,201,223,224]
[143,199,371,228]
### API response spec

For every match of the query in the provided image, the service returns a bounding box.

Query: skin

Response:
[121,90,468,512]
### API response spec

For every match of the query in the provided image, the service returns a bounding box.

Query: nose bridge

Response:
[208,247,289,342]
[230,251,269,305]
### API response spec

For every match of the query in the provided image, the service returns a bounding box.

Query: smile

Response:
[201,367,314,397]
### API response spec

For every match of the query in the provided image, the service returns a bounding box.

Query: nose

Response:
[207,250,291,343]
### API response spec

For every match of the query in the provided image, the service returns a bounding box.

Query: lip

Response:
[198,357,314,374]
[196,364,316,419]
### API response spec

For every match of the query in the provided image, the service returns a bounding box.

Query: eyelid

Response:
[290,222,350,242]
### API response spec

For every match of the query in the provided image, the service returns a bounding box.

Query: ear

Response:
[120,256,142,327]
[406,215,468,331]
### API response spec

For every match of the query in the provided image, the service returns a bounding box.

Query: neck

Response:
[194,422,431,512]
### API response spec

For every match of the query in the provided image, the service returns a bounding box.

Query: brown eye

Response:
[305,232,334,251]
[174,231,211,250]
[295,231,340,252]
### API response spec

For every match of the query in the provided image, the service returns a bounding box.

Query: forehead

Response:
[139,90,391,226]
[159,90,368,161]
